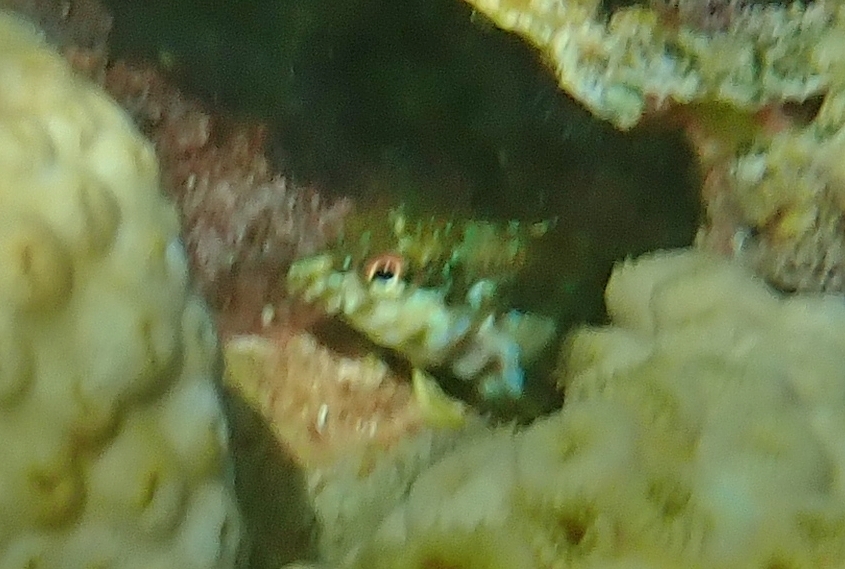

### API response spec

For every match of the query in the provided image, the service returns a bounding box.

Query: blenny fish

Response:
[333,206,551,301]
[286,207,558,412]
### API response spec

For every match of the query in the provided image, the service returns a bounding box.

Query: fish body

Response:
[287,253,556,402]
[334,206,553,302]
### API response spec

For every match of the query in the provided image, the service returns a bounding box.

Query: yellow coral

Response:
[464,0,829,129]
[0,11,242,567]
[560,249,845,567]
[351,523,536,569]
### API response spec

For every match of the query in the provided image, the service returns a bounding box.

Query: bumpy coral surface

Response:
[83,30,445,535]
[309,248,845,568]
[463,0,845,294]
[557,248,845,567]
[0,11,242,567]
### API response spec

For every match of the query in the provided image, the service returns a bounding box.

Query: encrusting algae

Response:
[463,0,828,130]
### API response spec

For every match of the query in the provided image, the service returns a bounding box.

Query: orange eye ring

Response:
[364,253,405,283]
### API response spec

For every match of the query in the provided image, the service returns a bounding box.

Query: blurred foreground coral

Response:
[77,21,441,569]
[463,0,845,294]
[301,248,845,568]
[93,44,436,475]
[0,10,243,567]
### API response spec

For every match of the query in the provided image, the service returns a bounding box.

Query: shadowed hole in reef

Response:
[104,0,699,332]
[103,0,700,423]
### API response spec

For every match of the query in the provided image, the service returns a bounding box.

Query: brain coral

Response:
[311,248,845,569]
[0,11,242,568]
[556,248,845,567]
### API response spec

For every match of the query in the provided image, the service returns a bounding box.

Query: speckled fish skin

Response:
[333,206,554,303]
[287,254,555,402]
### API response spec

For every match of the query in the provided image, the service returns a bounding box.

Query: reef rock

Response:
[0,11,243,568]
[464,0,845,294]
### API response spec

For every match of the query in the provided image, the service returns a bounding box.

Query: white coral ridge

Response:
[0,12,243,569]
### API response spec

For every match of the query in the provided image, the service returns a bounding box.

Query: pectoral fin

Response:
[501,311,557,363]
[412,368,468,430]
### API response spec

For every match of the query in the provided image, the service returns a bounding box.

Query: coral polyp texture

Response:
[0,11,242,568]
[308,248,845,568]
[557,249,845,567]
[463,0,845,293]
[464,0,826,130]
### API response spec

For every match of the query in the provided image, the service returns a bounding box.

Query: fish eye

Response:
[364,254,405,284]
[372,266,396,280]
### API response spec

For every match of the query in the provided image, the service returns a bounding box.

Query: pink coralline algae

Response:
[102,62,351,328]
